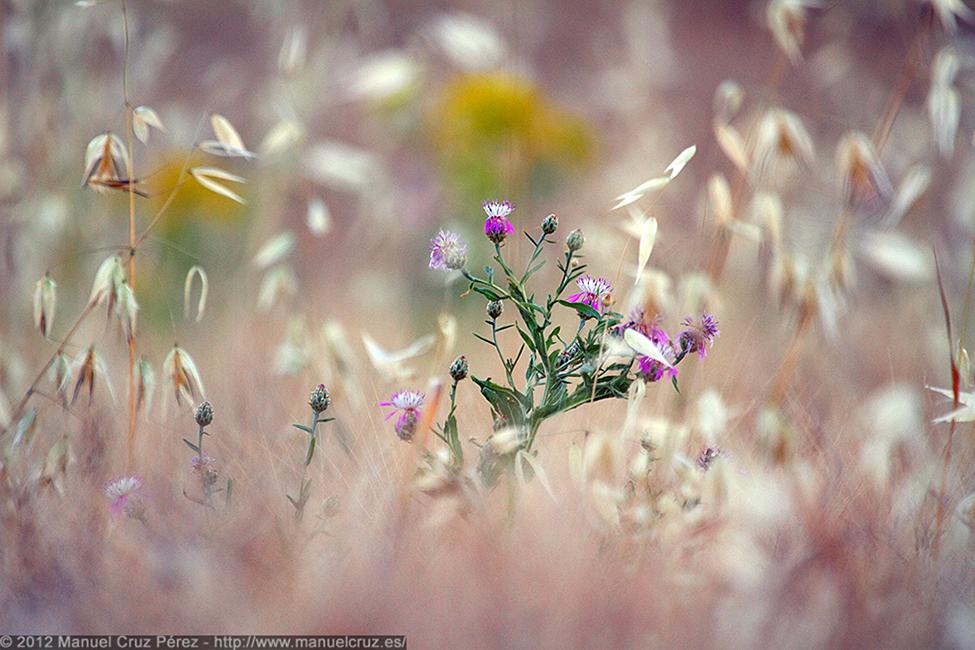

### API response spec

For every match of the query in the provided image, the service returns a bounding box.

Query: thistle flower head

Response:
[567,275,613,313]
[637,350,678,383]
[449,355,469,382]
[541,213,559,234]
[194,400,214,427]
[483,199,515,244]
[309,383,332,413]
[678,312,720,359]
[614,308,670,346]
[487,300,504,320]
[380,389,425,442]
[557,340,581,368]
[191,453,219,489]
[105,475,145,518]
[633,325,678,382]
[429,230,468,271]
[566,228,585,252]
[696,445,722,471]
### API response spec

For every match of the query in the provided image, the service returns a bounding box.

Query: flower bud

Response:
[487,300,504,320]
[566,229,585,252]
[541,213,559,235]
[396,410,418,441]
[309,383,331,413]
[194,401,214,428]
[449,355,469,382]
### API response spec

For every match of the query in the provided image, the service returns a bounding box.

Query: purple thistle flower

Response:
[636,345,679,382]
[613,308,669,344]
[379,389,425,441]
[483,199,515,244]
[696,446,722,471]
[104,475,144,517]
[678,312,720,359]
[192,453,219,489]
[191,453,216,475]
[567,275,613,313]
[429,230,468,272]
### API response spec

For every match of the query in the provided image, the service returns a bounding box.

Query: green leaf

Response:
[515,450,558,502]
[671,375,681,394]
[182,438,200,453]
[301,479,313,502]
[559,300,601,321]
[472,376,529,427]
[525,261,546,277]
[444,414,458,439]
[316,417,335,424]
[546,326,562,345]
[516,325,537,352]
[304,435,317,466]
[225,479,233,509]
[292,423,313,433]
[473,332,494,346]
[472,284,503,302]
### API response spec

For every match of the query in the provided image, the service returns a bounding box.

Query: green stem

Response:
[294,410,319,522]
[461,269,511,300]
[444,379,463,466]
[544,249,577,325]
[494,243,517,280]
[195,424,212,507]
[491,318,517,389]
[519,230,548,284]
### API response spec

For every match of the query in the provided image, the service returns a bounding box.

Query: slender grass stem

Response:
[121,0,138,467]
[1,301,99,438]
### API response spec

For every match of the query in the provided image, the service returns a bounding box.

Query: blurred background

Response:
[0,0,969,370]
[1,0,972,440]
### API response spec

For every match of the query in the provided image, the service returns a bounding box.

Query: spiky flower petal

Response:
[105,476,145,518]
[567,275,613,313]
[678,313,720,359]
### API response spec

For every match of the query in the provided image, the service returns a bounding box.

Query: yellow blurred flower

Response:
[148,156,248,233]
[429,73,594,200]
